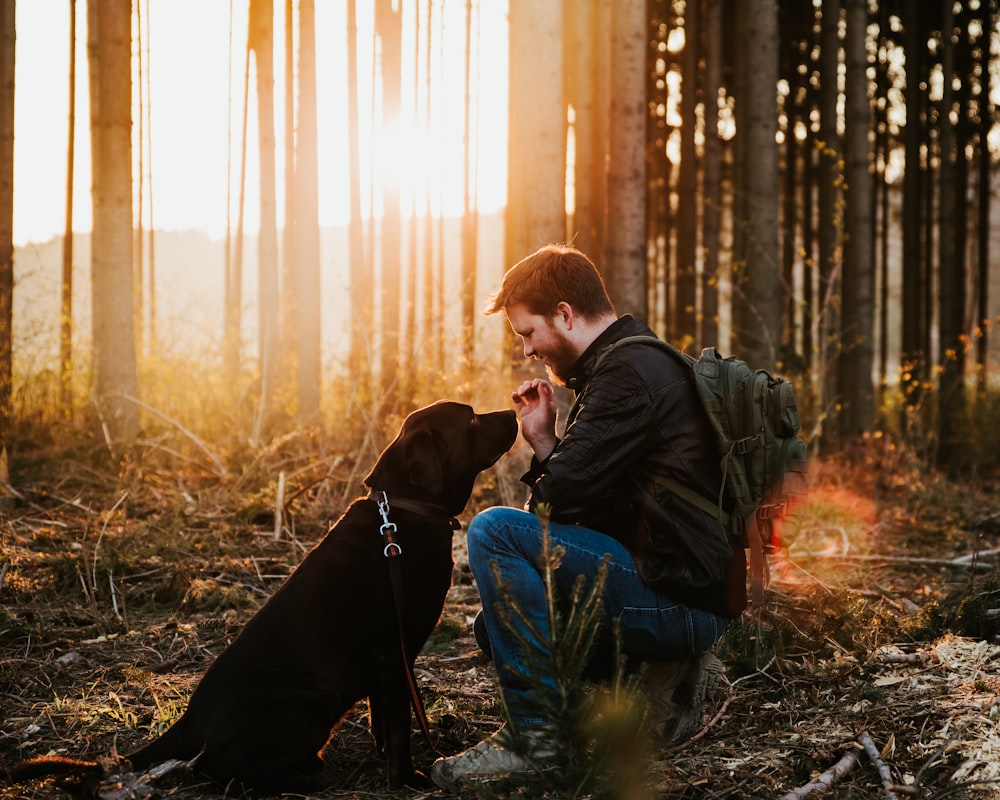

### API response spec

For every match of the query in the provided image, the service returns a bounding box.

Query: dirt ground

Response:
[2,443,1000,799]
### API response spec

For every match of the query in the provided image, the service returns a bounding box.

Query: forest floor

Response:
[2,428,1000,800]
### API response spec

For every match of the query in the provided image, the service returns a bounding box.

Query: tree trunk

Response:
[937,4,968,469]
[61,0,77,418]
[296,0,321,420]
[565,0,608,263]
[87,0,139,450]
[901,2,925,404]
[281,0,298,394]
[377,0,403,399]
[731,0,781,370]
[346,0,370,376]
[0,0,13,474]
[839,0,875,438]
[461,0,478,364]
[701,0,722,347]
[251,0,279,419]
[675,0,698,351]
[505,0,565,272]
[605,0,646,318]
[816,0,841,417]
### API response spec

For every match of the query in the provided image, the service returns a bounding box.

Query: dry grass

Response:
[2,420,1000,799]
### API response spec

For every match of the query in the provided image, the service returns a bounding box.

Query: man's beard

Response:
[540,329,579,386]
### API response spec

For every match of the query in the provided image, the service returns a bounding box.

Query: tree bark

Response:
[701,0,722,347]
[839,0,875,437]
[250,0,279,418]
[296,0,321,420]
[605,0,646,318]
[506,0,565,264]
[61,0,76,418]
[732,0,781,370]
[87,0,139,450]
[0,0,13,471]
[675,0,698,351]
[377,0,403,399]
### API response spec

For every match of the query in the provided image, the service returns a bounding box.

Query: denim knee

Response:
[466,506,529,579]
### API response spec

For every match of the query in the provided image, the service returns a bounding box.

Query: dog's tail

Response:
[6,754,104,785]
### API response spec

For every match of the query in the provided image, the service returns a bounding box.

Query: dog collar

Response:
[366,489,461,531]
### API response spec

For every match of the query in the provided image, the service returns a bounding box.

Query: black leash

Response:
[370,490,457,756]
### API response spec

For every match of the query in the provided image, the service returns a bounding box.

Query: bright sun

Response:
[12,0,508,247]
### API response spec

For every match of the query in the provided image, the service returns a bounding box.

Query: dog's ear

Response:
[403,428,446,495]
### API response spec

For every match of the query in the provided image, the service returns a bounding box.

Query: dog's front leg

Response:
[371,653,426,789]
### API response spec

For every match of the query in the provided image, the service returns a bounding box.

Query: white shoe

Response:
[644,652,724,743]
[430,727,554,792]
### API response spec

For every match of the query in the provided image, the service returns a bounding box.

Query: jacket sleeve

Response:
[526,354,690,522]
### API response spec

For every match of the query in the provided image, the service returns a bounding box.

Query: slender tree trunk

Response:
[839,0,874,438]
[732,0,781,370]
[226,28,251,386]
[377,0,403,399]
[347,0,369,376]
[901,2,925,405]
[701,0,722,346]
[143,0,155,355]
[938,4,970,469]
[461,0,478,364]
[61,0,76,418]
[566,0,608,263]
[0,0,13,475]
[281,0,298,393]
[296,0,321,420]
[251,0,279,419]
[605,0,646,318]
[975,2,992,392]
[675,0,698,351]
[816,0,841,420]
[87,0,139,449]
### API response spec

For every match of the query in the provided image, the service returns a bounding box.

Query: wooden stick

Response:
[779,747,861,800]
[858,732,900,800]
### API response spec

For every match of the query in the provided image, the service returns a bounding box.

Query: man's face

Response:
[505,303,579,385]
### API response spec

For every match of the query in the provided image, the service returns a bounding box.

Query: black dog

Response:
[8,401,518,793]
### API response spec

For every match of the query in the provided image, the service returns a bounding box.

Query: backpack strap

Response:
[593,334,729,529]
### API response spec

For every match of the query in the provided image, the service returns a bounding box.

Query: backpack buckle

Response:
[756,502,785,520]
[736,432,764,455]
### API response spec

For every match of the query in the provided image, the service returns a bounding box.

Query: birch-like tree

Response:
[87,0,139,449]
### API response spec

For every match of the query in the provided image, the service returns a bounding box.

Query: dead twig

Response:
[779,746,861,800]
[859,732,899,800]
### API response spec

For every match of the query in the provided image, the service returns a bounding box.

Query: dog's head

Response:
[364,401,519,514]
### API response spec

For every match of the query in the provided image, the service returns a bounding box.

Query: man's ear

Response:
[554,301,575,330]
[403,429,445,495]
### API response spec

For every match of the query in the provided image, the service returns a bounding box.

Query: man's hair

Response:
[485,244,616,319]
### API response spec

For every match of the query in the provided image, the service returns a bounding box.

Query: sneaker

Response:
[643,652,724,744]
[430,727,554,791]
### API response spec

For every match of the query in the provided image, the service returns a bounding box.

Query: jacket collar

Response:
[564,314,650,392]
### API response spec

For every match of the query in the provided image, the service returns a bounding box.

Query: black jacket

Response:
[521,315,747,617]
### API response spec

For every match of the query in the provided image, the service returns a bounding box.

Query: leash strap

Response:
[374,491,442,756]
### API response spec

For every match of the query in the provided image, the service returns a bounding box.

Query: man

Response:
[431,245,746,791]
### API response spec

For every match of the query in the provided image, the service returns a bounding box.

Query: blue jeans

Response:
[467,506,730,727]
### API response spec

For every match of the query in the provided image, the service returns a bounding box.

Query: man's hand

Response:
[512,379,558,461]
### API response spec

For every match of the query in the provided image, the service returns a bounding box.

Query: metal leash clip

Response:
[376,491,403,558]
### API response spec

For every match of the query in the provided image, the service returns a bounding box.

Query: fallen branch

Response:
[818,552,999,570]
[115,393,228,477]
[876,652,931,665]
[859,732,899,800]
[779,747,861,800]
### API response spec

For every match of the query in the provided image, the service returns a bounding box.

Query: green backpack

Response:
[595,336,809,606]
